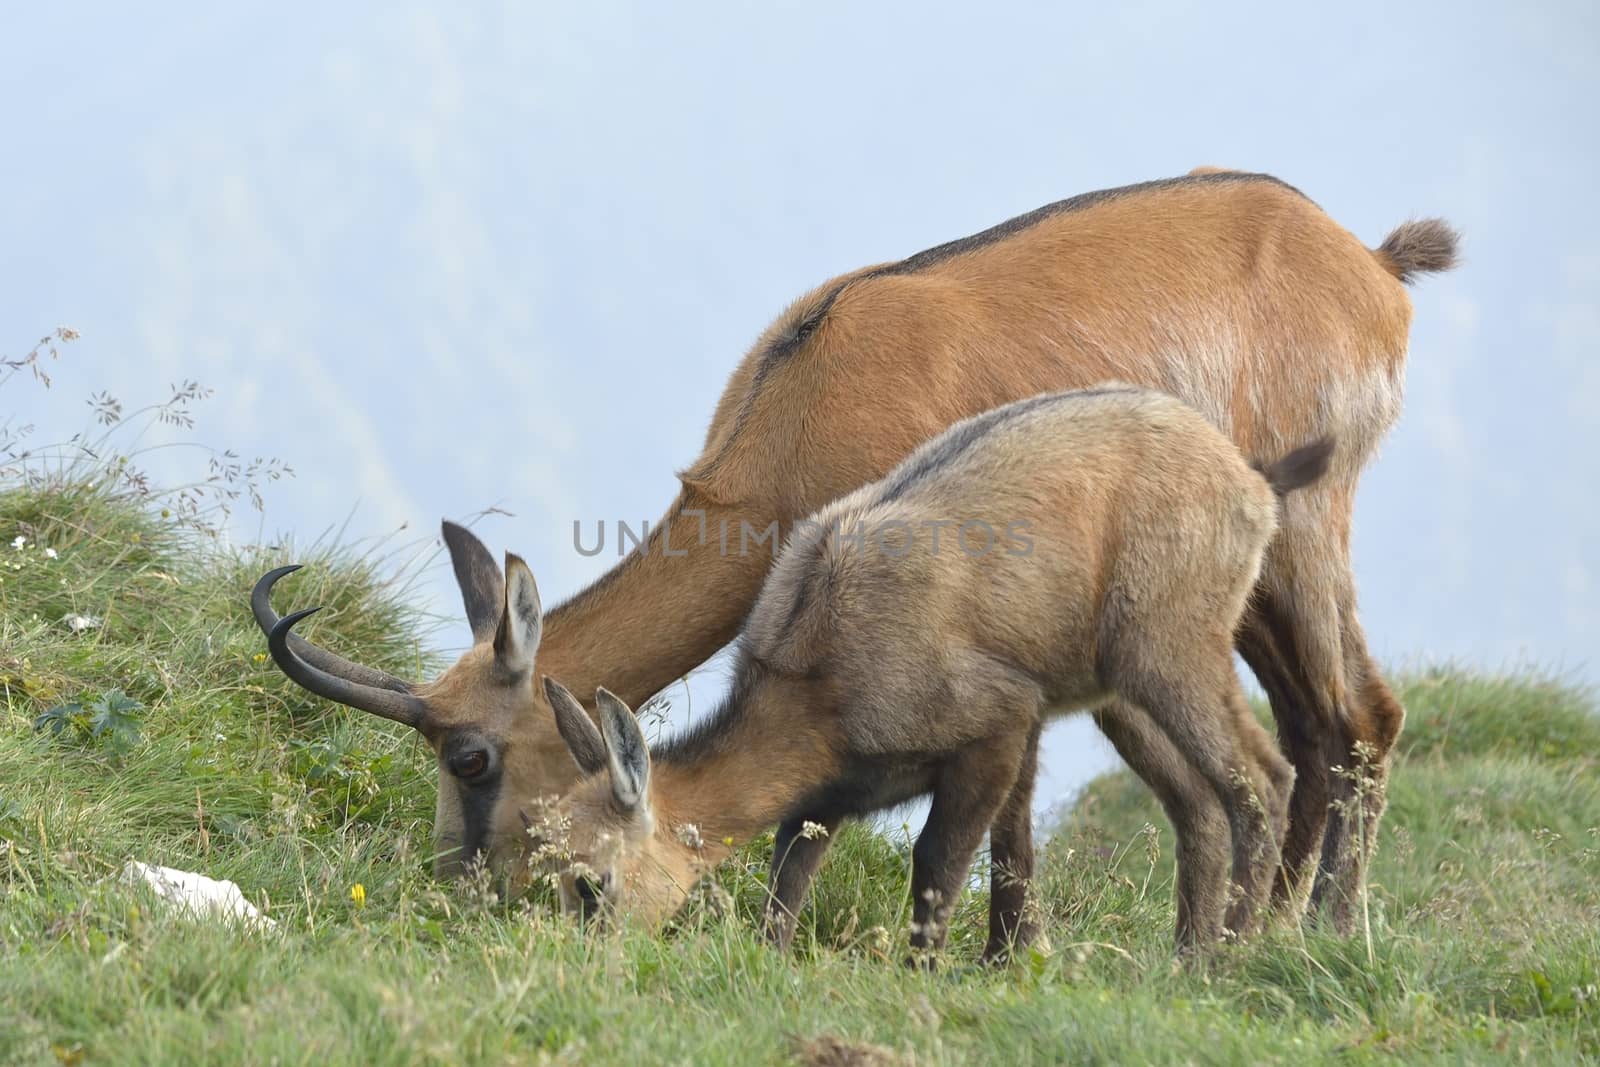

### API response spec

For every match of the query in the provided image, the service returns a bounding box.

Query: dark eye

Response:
[573,872,607,920]
[793,319,817,342]
[574,874,603,904]
[451,749,489,779]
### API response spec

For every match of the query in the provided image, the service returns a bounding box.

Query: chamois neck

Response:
[533,492,772,706]
[651,670,839,850]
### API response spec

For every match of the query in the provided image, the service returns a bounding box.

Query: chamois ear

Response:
[493,553,543,676]
[441,521,503,644]
[544,676,606,776]
[595,688,650,814]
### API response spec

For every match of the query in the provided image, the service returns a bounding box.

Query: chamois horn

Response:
[252,566,428,730]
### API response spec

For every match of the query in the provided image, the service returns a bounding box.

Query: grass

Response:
[3,476,1598,1064]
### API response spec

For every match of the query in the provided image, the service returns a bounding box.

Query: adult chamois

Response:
[541,386,1332,956]
[255,168,1458,931]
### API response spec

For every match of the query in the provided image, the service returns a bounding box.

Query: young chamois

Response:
[541,386,1333,957]
[255,170,1456,932]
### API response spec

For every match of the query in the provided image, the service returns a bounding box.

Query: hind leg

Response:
[981,719,1042,965]
[1112,654,1287,944]
[1218,686,1293,936]
[1094,700,1231,951]
[1312,602,1405,930]
[1237,595,1327,917]
[1241,488,1405,930]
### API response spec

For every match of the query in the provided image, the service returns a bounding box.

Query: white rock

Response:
[119,861,277,932]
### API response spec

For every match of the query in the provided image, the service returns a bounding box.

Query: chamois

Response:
[255,169,1457,930]
[543,386,1332,955]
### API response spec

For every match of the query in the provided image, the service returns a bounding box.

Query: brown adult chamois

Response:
[540,386,1332,956]
[254,168,1458,930]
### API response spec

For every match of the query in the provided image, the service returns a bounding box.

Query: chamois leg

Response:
[981,719,1042,966]
[1311,604,1405,931]
[909,731,1032,963]
[1093,700,1231,951]
[1219,685,1293,936]
[1237,596,1327,918]
[762,813,844,952]
[1118,658,1286,944]
[1242,496,1404,932]
[1232,688,1295,849]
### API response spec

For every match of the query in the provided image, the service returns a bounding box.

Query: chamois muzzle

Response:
[251,566,429,730]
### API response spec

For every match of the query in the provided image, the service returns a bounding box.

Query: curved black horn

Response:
[251,566,411,694]
[268,608,429,730]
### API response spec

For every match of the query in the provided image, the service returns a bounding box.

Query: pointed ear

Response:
[442,521,503,643]
[596,688,650,813]
[493,553,542,675]
[543,676,606,776]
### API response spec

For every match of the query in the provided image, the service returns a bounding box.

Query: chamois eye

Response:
[574,874,603,904]
[794,320,816,342]
[451,749,489,780]
[573,872,607,920]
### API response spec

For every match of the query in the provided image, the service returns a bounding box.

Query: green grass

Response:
[3,480,1598,1066]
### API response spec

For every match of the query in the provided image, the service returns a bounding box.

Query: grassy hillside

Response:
[3,479,1597,1065]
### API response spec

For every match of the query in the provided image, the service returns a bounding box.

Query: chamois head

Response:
[542,679,697,928]
[252,522,572,889]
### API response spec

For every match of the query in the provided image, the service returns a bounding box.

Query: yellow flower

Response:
[722,836,735,847]
[252,652,267,665]
[349,883,366,908]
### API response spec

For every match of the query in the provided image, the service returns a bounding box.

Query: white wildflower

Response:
[10,536,24,550]
[675,822,704,850]
[800,820,830,840]
[44,547,58,560]
[63,613,102,633]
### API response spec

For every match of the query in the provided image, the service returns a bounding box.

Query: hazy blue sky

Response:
[4,2,1596,814]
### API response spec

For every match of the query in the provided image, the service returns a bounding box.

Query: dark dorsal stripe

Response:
[763,171,1306,361]
[866,171,1305,282]
[873,387,1140,507]
[766,279,853,360]
[701,173,1296,486]
[655,655,766,767]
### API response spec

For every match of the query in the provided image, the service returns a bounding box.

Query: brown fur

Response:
[259,170,1457,928]
[548,388,1324,955]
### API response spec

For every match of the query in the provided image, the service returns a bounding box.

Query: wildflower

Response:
[10,536,24,550]
[800,820,830,840]
[349,883,366,907]
[722,836,735,847]
[676,823,704,850]
[44,548,58,560]
[252,652,268,665]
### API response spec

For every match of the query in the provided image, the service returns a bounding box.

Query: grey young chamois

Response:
[542,385,1332,958]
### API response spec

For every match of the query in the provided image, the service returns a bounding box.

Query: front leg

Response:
[910,730,1033,965]
[982,720,1042,965]
[763,813,843,952]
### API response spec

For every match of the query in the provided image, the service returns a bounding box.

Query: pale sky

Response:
[4,2,1596,815]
